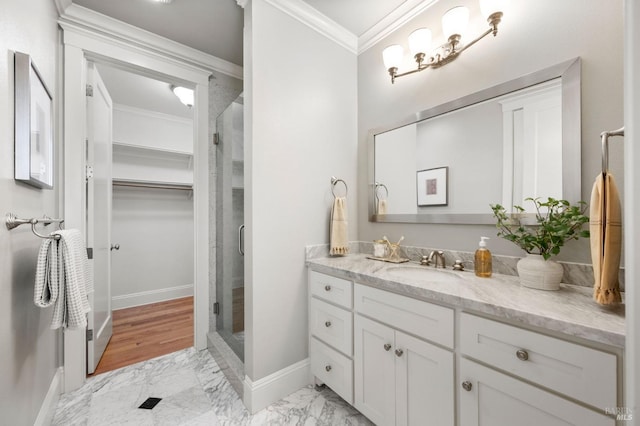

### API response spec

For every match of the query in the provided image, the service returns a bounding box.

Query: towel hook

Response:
[331,176,348,198]
[601,127,624,175]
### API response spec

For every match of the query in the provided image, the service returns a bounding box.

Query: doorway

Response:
[61,25,212,391]
[87,62,196,374]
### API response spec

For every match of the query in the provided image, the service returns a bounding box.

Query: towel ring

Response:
[375,182,389,202]
[601,127,624,175]
[331,177,348,198]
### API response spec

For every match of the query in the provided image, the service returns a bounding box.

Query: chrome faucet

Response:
[426,250,446,268]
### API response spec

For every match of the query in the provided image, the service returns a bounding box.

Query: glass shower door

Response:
[215,96,244,361]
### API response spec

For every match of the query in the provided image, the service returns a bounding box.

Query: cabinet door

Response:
[354,315,396,426]
[395,332,454,426]
[459,358,615,426]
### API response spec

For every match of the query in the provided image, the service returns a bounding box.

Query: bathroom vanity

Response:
[307,254,624,426]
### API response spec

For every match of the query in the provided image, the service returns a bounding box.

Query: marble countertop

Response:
[306,254,625,348]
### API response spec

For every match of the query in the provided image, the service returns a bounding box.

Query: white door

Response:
[354,315,396,426]
[395,331,454,426]
[459,358,614,426]
[86,62,113,374]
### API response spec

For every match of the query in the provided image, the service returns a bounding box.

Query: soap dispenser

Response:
[475,237,492,278]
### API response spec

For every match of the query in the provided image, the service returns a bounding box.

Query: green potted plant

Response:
[490,197,590,290]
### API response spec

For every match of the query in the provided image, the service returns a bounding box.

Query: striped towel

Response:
[34,229,93,329]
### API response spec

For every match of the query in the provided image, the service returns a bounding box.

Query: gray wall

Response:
[357,0,624,263]
[245,0,358,381]
[0,1,62,424]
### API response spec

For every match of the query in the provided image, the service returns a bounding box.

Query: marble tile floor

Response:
[52,347,372,425]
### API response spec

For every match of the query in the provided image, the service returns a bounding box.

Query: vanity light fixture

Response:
[171,86,194,107]
[383,0,505,83]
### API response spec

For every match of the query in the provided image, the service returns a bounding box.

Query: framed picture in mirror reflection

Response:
[417,166,448,207]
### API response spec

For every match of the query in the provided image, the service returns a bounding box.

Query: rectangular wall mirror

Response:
[368,57,581,224]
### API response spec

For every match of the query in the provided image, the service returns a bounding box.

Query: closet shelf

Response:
[113,178,193,191]
[113,141,193,160]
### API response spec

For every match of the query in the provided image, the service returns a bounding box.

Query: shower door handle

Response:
[238,224,245,256]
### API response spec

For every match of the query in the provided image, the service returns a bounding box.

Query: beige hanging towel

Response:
[377,198,387,215]
[330,196,350,255]
[590,173,622,305]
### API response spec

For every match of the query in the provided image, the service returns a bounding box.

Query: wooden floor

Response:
[90,296,194,376]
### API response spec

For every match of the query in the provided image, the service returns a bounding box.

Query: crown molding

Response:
[58,3,243,80]
[358,0,439,54]
[54,0,72,16]
[265,0,358,54]
[236,0,249,8]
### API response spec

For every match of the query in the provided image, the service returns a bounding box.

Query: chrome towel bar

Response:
[331,176,348,198]
[5,212,64,239]
[601,127,624,175]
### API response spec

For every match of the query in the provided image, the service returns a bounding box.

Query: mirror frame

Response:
[368,57,581,224]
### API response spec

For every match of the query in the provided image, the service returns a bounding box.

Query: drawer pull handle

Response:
[384,343,392,351]
[516,349,529,361]
[395,349,404,357]
[324,285,331,291]
[325,365,332,372]
[325,321,332,328]
[462,381,473,392]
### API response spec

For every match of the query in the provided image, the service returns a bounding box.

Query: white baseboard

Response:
[243,358,311,414]
[112,284,193,310]
[34,367,63,426]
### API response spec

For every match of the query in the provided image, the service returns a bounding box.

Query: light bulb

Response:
[442,6,469,39]
[382,45,404,70]
[172,86,194,107]
[408,28,432,57]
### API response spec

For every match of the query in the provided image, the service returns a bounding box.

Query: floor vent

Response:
[138,397,162,410]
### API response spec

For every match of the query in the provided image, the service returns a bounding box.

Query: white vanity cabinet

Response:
[353,284,454,426]
[459,313,617,426]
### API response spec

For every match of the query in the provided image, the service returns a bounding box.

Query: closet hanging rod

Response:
[601,127,625,175]
[112,179,193,191]
[5,213,64,239]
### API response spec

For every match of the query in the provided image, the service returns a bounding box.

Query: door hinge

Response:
[86,247,93,259]
[86,329,94,341]
[86,84,94,97]
[213,302,219,315]
[86,165,94,180]
[213,133,220,145]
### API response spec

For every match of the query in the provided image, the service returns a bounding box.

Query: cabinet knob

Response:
[324,285,331,291]
[325,365,332,372]
[516,349,529,361]
[395,349,404,357]
[384,343,392,351]
[462,381,473,392]
[325,321,332,328]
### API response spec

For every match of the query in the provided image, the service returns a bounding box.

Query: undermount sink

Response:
[385,265,467,283]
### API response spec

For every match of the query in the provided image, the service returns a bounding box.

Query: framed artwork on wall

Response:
[417,166,448,206]
[14,51,54,189]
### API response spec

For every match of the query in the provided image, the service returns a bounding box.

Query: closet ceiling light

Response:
[382,0,505,84]
[152,0,173,4]
[172,86,194,108]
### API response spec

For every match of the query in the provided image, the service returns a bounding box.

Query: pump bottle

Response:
[475,236,492,278]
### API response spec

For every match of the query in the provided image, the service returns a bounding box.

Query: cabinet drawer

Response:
[310,298,353,356]
[460,313,617,410]
[310,337,353,405]
[354,284,454,348]
[309,270,352,308]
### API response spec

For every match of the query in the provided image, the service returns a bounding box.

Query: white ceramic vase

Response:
[516,254,564,291]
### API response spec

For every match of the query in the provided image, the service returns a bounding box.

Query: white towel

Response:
[330,197,349,256]
[34,229,93,329]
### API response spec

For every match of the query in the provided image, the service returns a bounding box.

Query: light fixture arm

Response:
[387,11,503,84]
